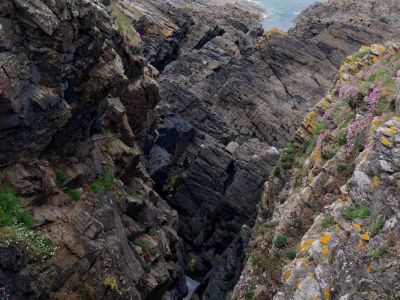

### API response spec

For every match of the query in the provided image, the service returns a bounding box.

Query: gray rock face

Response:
[121,0,400,298]
[0,0,186,299]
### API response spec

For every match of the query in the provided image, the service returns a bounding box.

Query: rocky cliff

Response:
[0,0,185,299]
[114,0,400,298]
[233,43,400,299]
[1,0,400,299]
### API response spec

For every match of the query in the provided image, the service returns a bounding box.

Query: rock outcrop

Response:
[0,0,185,299]
[233,44,400,299]
[116,0,400,298]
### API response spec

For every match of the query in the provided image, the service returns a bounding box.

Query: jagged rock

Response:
[234,44,400,299]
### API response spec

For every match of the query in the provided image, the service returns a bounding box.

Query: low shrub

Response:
[275,234,288,248]
[64,188,81,201]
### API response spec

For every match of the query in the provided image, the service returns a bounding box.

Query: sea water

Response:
[255,0,325,30]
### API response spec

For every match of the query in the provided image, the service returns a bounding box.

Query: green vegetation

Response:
[64,188,81,201]
[322,149,336,160]
[340,206,370,221]
[285,249,297,260]
[368,215,386,235]
[0,187,54,258]
[143,263,152,273]
[337,163,348,172]
[280,142,296,170]
[273,165,280,177]
[258,220,279,235]
[56,0,67,7]
[100,131,120,140]
[186,254,198,273]
[0,187,33,228]
[244,280,258,299]
[321,216,335,228]
[124,186,137,196]
[336,131,347,146]
[55,171,66,186]
[132,238,158,257]
[328,253,336,264]
[367,246,384,259]
[90,169,115,193]
[293,217,303,229]
[275,234,288,248]
[352,49,371,59]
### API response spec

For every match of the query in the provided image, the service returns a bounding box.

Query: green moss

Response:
[64,188,81,201]
[275,234,288,248]
[321,216,335,228]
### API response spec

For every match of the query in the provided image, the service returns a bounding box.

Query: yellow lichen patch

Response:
[321,246,329,256]
[103,277,117,290]
[394,116,400,121]
[381,137,393,147]
[360,232,370,241]
[323,288,331,299]
[304,111,317,125]
[371,44,386,54]
[313,297,320,300]
[300,239,314,253]
[365,264,373,274]
[335,224,340,232]
[356,241,365,251]
[390,126,397,135]
[371,119,381,125]
[320,233,331,245]
[360,45,370,51]
[283,269,292,281]
[353,223,362,232]
[370,176,380,189]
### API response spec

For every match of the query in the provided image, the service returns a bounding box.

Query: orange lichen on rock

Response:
[353,223,362,232]
[365,264,373,273]
[321,246,329,256]
[381,137,393,147]
[360,232,370,241]
[300,239,314,253]
[320,233,331,245]
[284,270,292,281]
